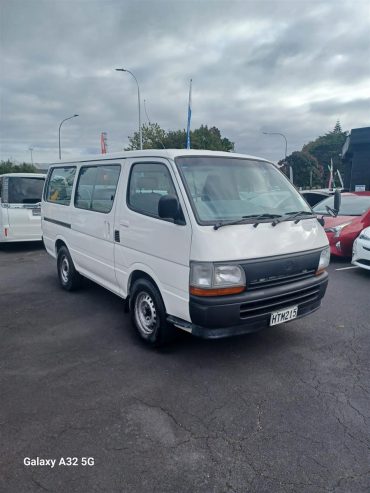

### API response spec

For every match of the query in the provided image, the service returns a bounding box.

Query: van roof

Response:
[48,149,272,166]
[1,173,46,178]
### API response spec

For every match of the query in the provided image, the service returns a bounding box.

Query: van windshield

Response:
[175,156,311,225]
[8,177,45,204]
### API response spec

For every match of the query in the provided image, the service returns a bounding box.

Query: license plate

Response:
[32,208,41,216]
[270,306,298,326]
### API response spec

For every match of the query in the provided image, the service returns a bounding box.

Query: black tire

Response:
[129,278,175,347]
[57,245,82,291]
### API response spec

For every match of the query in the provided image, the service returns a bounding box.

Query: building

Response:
[342,126,370,191]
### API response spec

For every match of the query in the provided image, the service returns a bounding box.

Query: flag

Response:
[336,169,344,188]
[328,158,334,189]
[186,79,192,149]
[101,132,107,154]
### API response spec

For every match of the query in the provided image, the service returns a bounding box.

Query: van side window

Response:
[45,167,76,205]
[128,162,177,218]
[75,165,120,213]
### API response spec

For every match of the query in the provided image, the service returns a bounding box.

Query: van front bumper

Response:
[171,272,328,339]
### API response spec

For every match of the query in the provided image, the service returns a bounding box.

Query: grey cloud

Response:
[0,0,369,164]
[309,97,370,116]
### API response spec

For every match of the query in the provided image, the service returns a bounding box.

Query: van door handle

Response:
[104,220,111,238]
[120,220,129,228]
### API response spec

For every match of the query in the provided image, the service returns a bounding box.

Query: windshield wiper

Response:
[214,214,281,230]
[271,210,315,226]
[252,213,283,228]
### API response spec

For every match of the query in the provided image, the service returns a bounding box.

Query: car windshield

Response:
[313,195,370,216]
[8,177,45,204]
[175,156,311,224]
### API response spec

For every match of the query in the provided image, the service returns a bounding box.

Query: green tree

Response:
[191,125,234,151]
[126,123,234,151]
[0,160,37,175]
[124,122,167,150]
[280,151,322,188]
[302,121,347,186]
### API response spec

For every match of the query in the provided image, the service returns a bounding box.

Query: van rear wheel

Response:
[57,246,82,291]
[130,279,174,347]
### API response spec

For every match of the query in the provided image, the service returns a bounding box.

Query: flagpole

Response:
[186,79,192,149]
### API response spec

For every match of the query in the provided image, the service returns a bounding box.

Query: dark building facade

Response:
[342,127,370,191]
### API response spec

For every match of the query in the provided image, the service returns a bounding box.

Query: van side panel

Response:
[42,163,123,296]
[115,239,191,322]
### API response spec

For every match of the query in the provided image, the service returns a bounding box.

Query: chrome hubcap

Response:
[61,256,69,283]
[134,292,158,336]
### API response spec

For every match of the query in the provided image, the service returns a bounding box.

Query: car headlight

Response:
[359,231,370,241]
[325,222,352,238]
[317,247,330,275]
[190,262,246,296]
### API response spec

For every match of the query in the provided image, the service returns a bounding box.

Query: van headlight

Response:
[316,247,330,275]
[190,262,246,296]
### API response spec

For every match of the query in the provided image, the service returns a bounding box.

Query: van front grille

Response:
[247,269,316,290]
[240,285,320,319]
[240,249,321,292]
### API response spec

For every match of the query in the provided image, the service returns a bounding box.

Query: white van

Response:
[42,150,330,346]
[0,173,45,242]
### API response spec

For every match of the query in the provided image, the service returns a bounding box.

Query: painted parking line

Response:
[335,266,359,271]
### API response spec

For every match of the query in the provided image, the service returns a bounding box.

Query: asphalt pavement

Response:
[0,243,369,493]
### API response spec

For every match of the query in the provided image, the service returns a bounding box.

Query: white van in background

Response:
[42,150,330,346]
[0,173,45,243]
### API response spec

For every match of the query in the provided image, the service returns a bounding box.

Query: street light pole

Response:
[29,147,34,165]
[115,68,142,150]
[263,131,293,183]
[59,114,79,160]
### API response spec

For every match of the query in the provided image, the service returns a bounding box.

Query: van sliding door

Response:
[71,163,121,293]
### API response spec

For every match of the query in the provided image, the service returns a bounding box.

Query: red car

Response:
[313,192,370,257]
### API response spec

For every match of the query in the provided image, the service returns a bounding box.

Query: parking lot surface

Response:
[0,243,369,493]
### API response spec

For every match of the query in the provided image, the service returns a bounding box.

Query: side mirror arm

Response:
[318,216,325,227]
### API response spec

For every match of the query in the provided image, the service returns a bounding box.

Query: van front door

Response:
[114,159,192,321]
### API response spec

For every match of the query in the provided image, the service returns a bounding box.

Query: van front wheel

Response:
[57,246,82,291]
[130,279,174,347]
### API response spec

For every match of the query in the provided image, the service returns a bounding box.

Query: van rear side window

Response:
[75,165,121,213]
[45,167,76,205]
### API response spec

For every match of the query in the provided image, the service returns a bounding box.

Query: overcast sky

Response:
[1,0,369,165]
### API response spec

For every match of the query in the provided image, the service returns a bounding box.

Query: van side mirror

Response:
[318,216,325,227]
[158,195,184,224]
[333,189,341,216]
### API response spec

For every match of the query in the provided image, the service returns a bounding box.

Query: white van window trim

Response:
[47,157,127,166]
[44,166,77,206]
[74,164,121,214]
[126,160,186,225]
